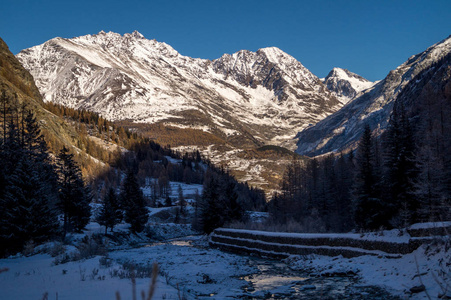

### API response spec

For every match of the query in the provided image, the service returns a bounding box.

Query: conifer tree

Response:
[221,177,245,224]
[0,103,59,254]
[335,152,354,231]
[177,184,186,217]
[352,124,386,230]
[383,103,418,225]
[191,189,202,231]
[3,157,59,246]
[96,188,122,234]
[200,171,222,234]
[56,146,91,237]
[120,170,148,233]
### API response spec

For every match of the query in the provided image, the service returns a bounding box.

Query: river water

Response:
[239,257,401,299]
[161,237,401,299]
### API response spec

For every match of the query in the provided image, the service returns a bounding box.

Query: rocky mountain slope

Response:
[0,37,79,153]
[323,67,374,104]
[16,31,342,150]
[296,35,451,156]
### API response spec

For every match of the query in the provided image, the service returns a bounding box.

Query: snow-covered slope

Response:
[323,68,374,104]
[17,31,341,149]
[296,35,451,156]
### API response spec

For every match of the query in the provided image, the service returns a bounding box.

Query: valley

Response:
[16,31,376,191]
[1,17,451,299]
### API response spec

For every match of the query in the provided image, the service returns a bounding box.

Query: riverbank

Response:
[210,224,451,299]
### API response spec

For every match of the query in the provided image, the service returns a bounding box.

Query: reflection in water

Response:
[169,240,192,247]
[240,258,401,300]
[144,239,193,248]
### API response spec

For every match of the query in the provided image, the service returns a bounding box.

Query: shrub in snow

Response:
[76,235,108,259]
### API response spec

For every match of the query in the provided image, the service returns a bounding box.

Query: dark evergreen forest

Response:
[0,93,265,256]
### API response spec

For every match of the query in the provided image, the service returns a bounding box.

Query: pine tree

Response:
[96,188,122,234]
[352,124,386,230]
[335,152,354,231]
[411,87,451,222]
[120,170,148,233]
[3,157,59,244]
[191,189,202,231]
[383,103,418,226]
[200,171,222,234]
[221,177,245,224]
[56,146,91,237]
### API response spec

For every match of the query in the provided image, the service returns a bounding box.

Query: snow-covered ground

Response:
[286,242,451,299]
[1,225,449,299]
[1,189,449,300]
[0,233,258,300]
[0,253,179,300]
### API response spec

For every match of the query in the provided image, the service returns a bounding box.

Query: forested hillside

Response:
[269,53,451,232]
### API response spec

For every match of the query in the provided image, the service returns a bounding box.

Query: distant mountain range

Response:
[15,31,451,191]
[16,31,371,150]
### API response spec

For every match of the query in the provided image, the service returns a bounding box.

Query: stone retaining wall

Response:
[407,225,451,237]
[210,228,432,259]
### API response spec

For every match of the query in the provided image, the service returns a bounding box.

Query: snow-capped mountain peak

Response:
[129,30,145,39]
[257,46,294,64]
[323,67,374,104]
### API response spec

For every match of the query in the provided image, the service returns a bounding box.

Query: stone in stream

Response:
[409,284,426,293]
[300,284,316,291]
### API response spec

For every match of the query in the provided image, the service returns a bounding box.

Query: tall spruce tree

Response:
[3,157,59,246]
[221,177,245,225]
[335,152,354,231]
[200,170,222,234]
[177,184,186,217]
[120,170,148,233]
[56,146,91,237]
[383,103,418,226]
[352,124,386,230]
[96,187,122,234]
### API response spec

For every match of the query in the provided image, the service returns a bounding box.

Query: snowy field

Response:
[0,253,179,299]
[0,235,258,300]
[1,215,450,299]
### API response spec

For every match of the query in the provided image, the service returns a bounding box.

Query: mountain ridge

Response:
[296,34,451,156]
[16,30,342,150]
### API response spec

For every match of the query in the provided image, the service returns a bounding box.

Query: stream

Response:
[156,237,402,299]
[238,258,400,299]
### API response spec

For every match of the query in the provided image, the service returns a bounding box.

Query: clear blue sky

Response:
[1,0,450,81]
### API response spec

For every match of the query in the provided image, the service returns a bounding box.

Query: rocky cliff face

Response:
[323,67,374,104]
[296,35,451,156]
[16,31,342,149]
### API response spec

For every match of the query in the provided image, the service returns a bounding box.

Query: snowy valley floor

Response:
[0,228,449,299]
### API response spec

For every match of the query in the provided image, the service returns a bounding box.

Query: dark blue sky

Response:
[1,0,450,81]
